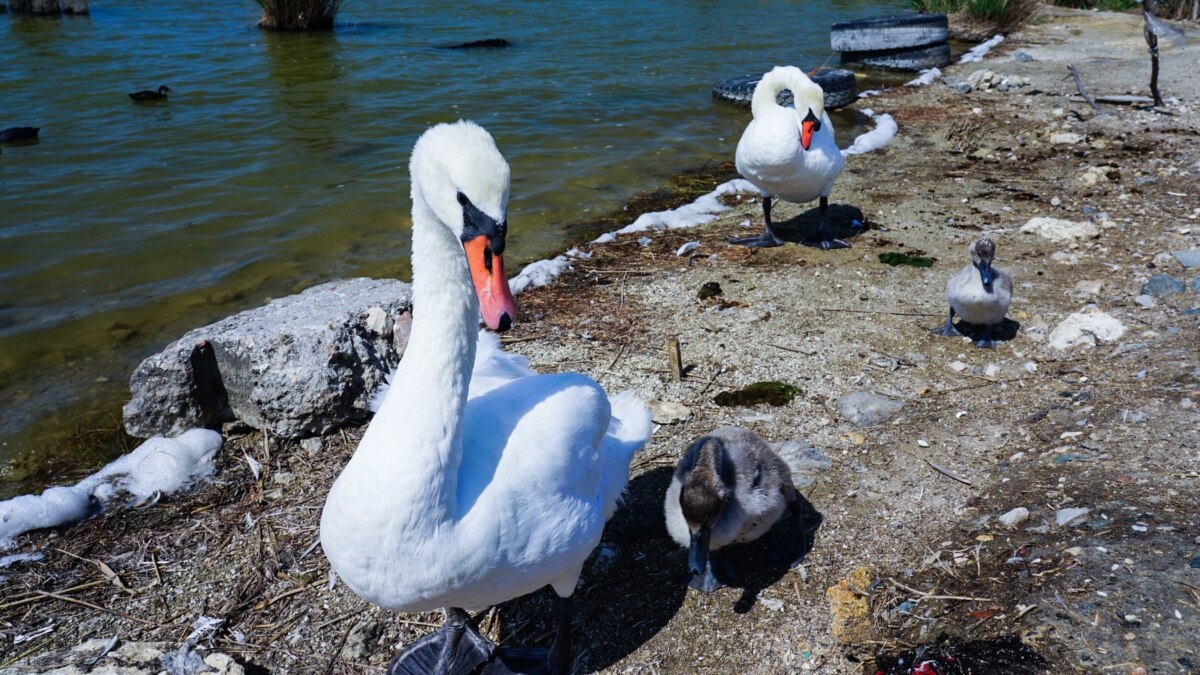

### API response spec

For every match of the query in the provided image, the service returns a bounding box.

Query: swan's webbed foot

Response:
[931,309,961,337]
[730,230,784,248]
[732,195,784,248]
[800,235,851,250]
[974,324,999,349]
[481,596,573,675]
[689,550,736,593]
[388,608,492,675]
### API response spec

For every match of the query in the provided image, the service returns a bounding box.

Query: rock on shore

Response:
[123,278,411,439]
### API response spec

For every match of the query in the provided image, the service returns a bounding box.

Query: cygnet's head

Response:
[677,435,735,575]
[158,85,171,95]
[410,121,515,331]
[969,237,997,291]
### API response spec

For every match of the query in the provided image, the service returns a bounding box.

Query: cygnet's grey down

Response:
[932,237,1013,349]
[664,426,823,592]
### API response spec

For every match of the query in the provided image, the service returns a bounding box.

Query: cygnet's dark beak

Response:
[976,261,994,293]
[460,197,515,332]
[688,527,711,577]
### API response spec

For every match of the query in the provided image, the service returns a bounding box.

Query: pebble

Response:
[773,440,833,475]
[647,400,691,425]
[999,507,1030,527]
[1050,132,1082,145]
[758,595,785,612]
[1014,50,1035,62]
[365,307,392,337]
[1020,216,1099,243]
[985,363,1001,378]
[1173,249,1200,268]
[1072,279,1104,296]
[300,437,323,455]
[1141,274,1186,297]
[916,439,929,448]
[1050,196,1061,207]
[1056,507,1090,526]
[1023,361,1037,373]
[1134,294,1157,309]
[837,391,903,428]
[949,360,968,373]
[1048,309,1127,351]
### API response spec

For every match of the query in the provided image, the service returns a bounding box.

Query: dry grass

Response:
[911,0,1041,33]
[255,0,342,31]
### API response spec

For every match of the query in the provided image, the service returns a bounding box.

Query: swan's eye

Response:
[456,191,469,206]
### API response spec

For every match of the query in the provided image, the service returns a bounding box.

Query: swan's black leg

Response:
[689,550,736,593]
[975,323,998,349]
[801,196,850,250]
[931,308,962,337]
[388,607,492,675]
[547,596,573,675]
[731,195,784,248]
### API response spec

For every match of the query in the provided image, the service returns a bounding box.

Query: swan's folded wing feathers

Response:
[469,329,536,397]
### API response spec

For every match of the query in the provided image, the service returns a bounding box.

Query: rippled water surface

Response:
[0,0,911,493]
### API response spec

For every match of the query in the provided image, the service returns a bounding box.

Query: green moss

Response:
[714,381,802,407]
[697,281,723,300]
[878,252,935,268]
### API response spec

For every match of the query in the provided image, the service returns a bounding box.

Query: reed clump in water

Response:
[255,0,342,30]
[7,0,88,14]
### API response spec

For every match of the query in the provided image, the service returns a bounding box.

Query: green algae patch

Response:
[878,252,935,268]
[714,381,802,407]
[697,281,724,300]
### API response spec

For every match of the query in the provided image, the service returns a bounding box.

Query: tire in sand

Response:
[830,14,948,52]
[840,42,951,72]
[712,69,857,110]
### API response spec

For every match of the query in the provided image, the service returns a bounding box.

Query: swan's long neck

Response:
[751,69,793,119]
[367,187,478,526]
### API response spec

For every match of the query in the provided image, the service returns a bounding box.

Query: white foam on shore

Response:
[906,68,942,87]
[503,178,758,294]
[843,110,898,156]
[960,35,1004,64]
[0,429,222,549]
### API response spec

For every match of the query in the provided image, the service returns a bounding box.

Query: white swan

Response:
[733,66,849,250]
[319,121,652,675]
[932,237,1014,349]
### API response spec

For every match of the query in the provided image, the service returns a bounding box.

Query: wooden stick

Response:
[815,307,941,317]
[35,591,154,625]
[666,337,684,382]
[1067,64,1104,115]
[926,460,974,486]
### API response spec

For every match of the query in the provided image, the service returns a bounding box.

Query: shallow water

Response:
[0,0,912,494]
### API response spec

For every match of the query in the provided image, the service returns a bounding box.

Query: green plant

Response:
[910,0,1040,32]
[255,0,342,31]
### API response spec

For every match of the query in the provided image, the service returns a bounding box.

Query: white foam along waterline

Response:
[0,429,223,549]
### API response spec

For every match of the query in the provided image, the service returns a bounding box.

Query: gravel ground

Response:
[2,7,1198,675]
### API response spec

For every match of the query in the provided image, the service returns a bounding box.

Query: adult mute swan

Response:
[320,121,652,675]
[932,237,1013,349]
[732,66,848,250]
[664,427,822,593]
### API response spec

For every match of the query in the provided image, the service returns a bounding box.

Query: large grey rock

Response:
[123,278,411,439]
[837,391,904,427]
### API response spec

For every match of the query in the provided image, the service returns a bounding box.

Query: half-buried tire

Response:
[830,14,948,52]
[840,42,951,71]
[712,69,857,110]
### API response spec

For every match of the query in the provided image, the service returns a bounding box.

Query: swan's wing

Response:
[458,374,649,516]
[468,329,535,398]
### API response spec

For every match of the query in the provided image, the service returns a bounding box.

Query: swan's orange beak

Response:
[801,119,816,151]
[464,236,515,332]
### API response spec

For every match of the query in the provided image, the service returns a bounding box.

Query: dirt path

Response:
[2,8,1198,675]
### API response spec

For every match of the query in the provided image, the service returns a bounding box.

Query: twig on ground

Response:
[926,460,974,487]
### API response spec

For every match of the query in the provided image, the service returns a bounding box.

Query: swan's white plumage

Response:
[735,66,844,205]
[320,121,651,613]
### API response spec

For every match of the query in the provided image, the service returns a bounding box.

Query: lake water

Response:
[0,0,911,494]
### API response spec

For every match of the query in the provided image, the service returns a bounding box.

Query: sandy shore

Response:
[3,7,1199,674]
